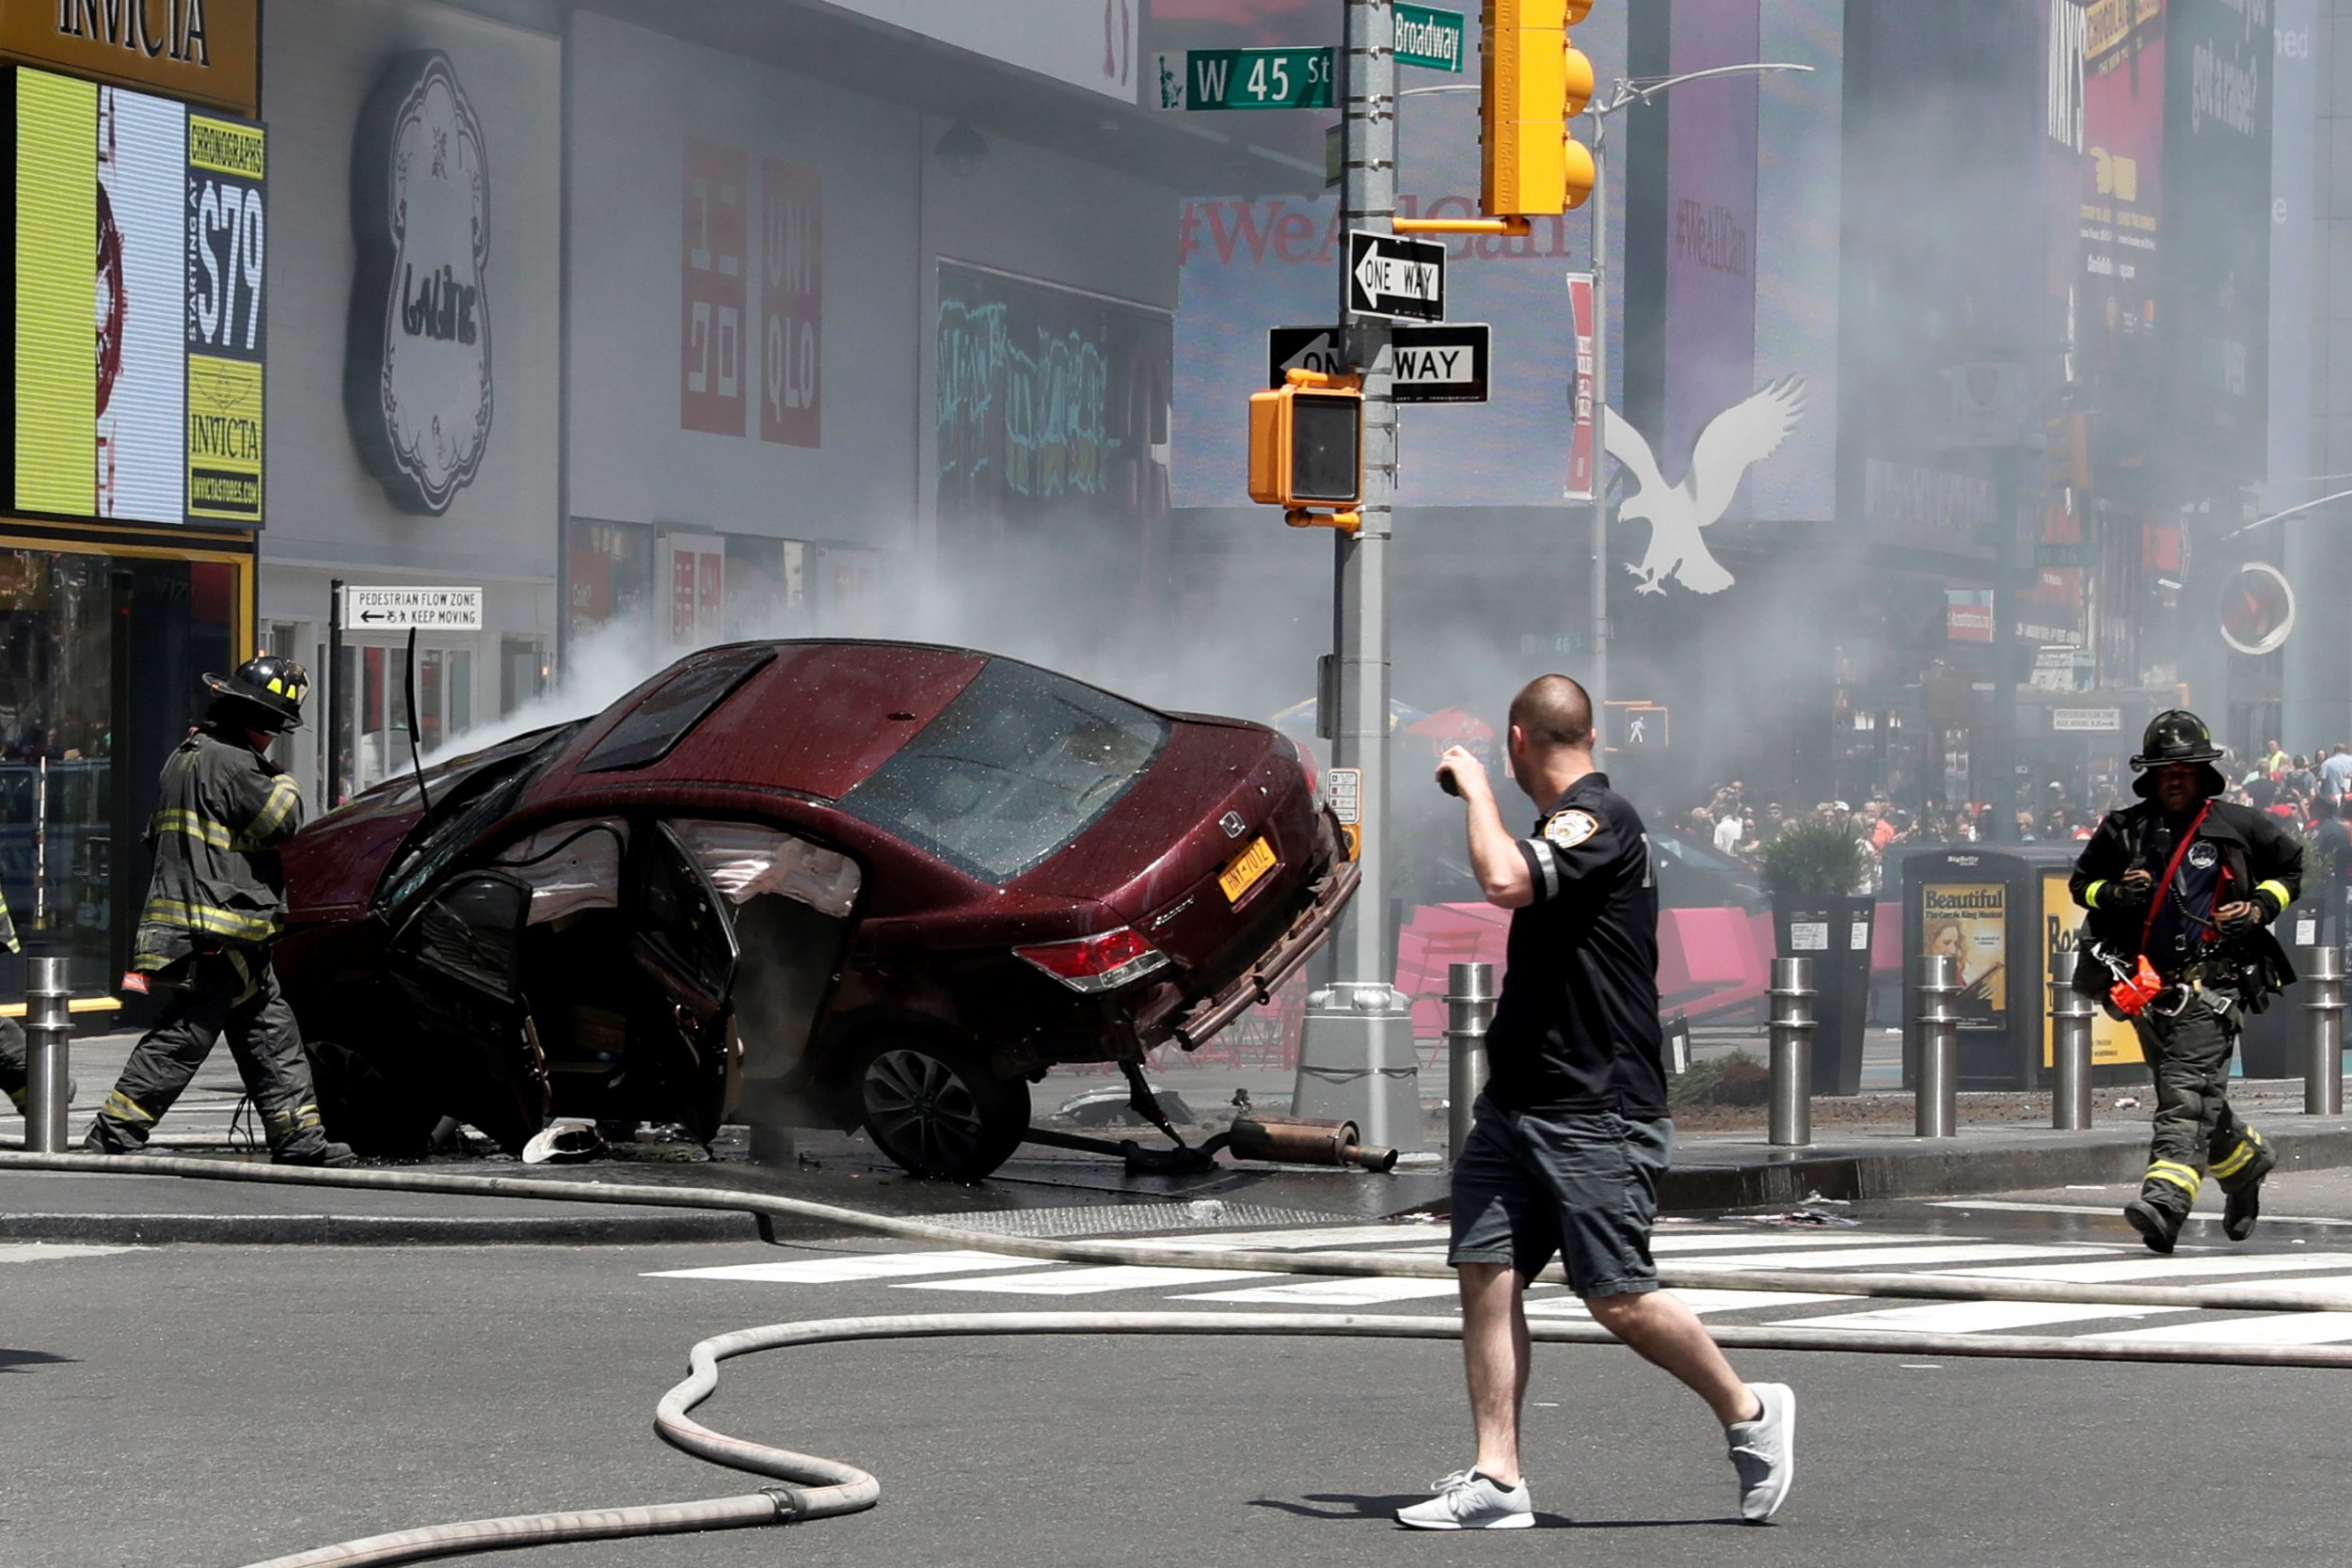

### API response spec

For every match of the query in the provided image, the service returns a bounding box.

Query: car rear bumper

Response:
[1167,811,1360,1052]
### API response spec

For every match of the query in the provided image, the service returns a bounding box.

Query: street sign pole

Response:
[326,578,343,811]
[1587,115,1611,750]
[1292,0,1423,1155]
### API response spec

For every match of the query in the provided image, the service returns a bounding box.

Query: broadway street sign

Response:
[1393,4,1465,71]
[1345,230,1445,321]
[1268,323,1490,404]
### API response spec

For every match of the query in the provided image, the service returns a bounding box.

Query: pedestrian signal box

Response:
[1248,369,1363,531]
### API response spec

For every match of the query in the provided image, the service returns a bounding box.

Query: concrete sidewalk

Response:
[9,1025,2351,1244]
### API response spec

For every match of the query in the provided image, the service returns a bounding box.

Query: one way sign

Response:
[1345,230,1445,321]
[1269,323,1490,404]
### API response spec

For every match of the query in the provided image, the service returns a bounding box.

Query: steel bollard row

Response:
[1443,961,1495,1164]
[2304,944,2344,1117]
[24,955,71,1154]
[2049,950,2094,1132]
[1767,957,1814,1148]
[1914,952,1961,1139]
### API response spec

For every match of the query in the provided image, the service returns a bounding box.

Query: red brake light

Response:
[1015,927,1170,993]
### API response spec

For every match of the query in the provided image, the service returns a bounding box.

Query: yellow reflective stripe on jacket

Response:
[2084,879,2106,909]
[248,776,301,841]
[2256,879,2293,915]
[137,896,279,942]
[150,808,262,855]
[2145,1159,2203,1196]
[102,1089,156,1126]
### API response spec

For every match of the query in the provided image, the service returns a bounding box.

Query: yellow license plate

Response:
[1217,835,1278,903]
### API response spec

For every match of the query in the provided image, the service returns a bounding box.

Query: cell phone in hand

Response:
[1438,767,1460,798]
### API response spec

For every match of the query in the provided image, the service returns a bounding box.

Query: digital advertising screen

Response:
[8,64,265,528]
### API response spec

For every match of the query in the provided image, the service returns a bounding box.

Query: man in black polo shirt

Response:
[1396,675,1795,1531]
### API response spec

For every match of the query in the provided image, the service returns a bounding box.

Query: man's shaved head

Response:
[1509,674,1593,751]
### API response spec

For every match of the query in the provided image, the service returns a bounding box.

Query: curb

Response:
[1661,1124,2352,1212]
[0,1208,771,1246]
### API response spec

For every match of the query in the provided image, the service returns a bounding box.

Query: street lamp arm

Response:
[2228,485,2352,538]
[1598,61,1815,116]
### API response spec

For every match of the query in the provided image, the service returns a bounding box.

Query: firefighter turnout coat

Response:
[132,722,306,972]
[2067,797,2302,993]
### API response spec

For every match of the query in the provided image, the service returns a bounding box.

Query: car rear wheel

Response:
[855,1039,1029,1180]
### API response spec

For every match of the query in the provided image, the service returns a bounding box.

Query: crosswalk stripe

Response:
[1951,1252,2352,1285]
[894,1265,1277,1295]
[1143,1224,1449,1253]
[644,1250,1045,1284]
[1528,1289,1850,1318]
[1172,1276,1470,1307]
[0,1243,141,1263]
[1677,1243,2104,1272]
[2084,1312,2352,1345]
[1931,1199,2352,1230]
[1770,1300,2195,1334]
[1651,1231,1945,1255]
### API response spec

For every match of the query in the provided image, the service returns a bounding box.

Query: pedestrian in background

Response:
[1399,674,1794,1530]
[0,881,30,1118]
[83,657,353,1166]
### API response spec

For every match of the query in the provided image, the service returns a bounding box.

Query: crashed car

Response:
[276,641,1357,1180]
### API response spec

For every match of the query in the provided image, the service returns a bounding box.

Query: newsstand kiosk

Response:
[1901,847,2145,1090]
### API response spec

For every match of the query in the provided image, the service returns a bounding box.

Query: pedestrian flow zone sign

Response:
[1268,324,1490,404]
[1345,230,1446,322]
[341,586,484,631]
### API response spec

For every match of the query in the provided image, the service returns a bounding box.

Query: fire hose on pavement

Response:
[7,1146,2352,1568]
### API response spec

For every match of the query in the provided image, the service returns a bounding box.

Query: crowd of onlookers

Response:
[1682,738,2352,894]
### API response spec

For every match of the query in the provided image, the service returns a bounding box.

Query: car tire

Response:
[852,1037,1029,1181]
[306,1038,439,1157]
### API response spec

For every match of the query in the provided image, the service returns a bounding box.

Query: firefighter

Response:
[0,883,27,1117]
[83,655,353,1166]
[2070,709,2300,1253]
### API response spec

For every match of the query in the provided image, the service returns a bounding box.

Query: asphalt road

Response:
[11,1176,2352,1568]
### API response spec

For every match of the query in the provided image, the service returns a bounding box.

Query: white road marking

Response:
[1651,1231,1950,1254]
[0,1243,142,1263]
[1931,1199,2352,1229]
[1677,1243,2106,1272]
[895,1265,1276,1295]
[1771,1300,2194,1334]
[1525,1289,1850,1317]
[2084,1313,2352,1345]
[644,1250,1045,1284]
[1951,1252,2352,1285]
[1172,1276,1469,1307]
[1143,1224,1449,1252]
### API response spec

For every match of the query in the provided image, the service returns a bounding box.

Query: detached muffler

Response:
[1222,1115,1398,1173]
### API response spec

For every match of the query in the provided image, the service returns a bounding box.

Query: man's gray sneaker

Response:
[1394,1468,1534,1530]
[1726,1383,1795,1523]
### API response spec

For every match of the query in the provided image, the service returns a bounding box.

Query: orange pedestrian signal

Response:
[1248,369,1363,531]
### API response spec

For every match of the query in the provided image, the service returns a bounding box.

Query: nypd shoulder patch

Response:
[1543,809,1600,849]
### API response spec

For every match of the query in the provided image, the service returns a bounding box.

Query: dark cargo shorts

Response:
[1447,1094,1673,1299]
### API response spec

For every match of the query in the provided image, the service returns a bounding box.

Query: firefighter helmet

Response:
[203,653,310,732]
[2128,708,2225,799]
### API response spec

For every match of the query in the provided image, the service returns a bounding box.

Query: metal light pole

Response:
[1291,0,1423,1154]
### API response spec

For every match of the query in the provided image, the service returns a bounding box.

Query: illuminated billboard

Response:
[8,64,265,527]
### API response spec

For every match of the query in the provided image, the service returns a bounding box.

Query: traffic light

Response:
[1248,369,1363,531]
[2044,411,2090,491]
[1481,0,1597,218]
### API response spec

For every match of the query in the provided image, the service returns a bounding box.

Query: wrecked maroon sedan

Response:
[275,641,1356,1180]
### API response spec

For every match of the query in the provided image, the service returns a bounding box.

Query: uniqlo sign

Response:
[759,157,820,447]
[680,140,747,435]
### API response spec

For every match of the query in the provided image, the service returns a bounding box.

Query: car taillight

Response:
[1015,927,1170,993]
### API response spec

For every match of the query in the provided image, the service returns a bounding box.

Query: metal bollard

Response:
[1767,957,1815,1148]
[24,955,71,1153]
[1914,953,1961,1139]
[1443,962,1495,1164]
[2050,950,2095,1131]
[2303,943,2344,1117]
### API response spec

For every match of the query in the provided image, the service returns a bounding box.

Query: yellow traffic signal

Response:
[1248,370,1363,531]
[1482,0,1597,218]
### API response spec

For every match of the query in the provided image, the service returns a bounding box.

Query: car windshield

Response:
[836,658,1168,883]
[579,644,777,772]
[377,723,584,911]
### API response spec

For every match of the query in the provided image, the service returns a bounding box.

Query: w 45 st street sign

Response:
[1152,47,1333,111]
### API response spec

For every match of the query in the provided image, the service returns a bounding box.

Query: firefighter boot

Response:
[2214,1129,2276,1243]
[2124,1161,2201,1254]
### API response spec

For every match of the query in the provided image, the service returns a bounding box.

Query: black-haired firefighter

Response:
[83,656,353,1166]
[2070,710,2300,1253]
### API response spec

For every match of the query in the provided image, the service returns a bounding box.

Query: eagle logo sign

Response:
[1604,377,1806,596]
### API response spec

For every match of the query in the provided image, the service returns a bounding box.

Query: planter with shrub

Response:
[1757,816,1875,1096]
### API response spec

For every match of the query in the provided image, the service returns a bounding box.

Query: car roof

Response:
[540,640,993,804]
